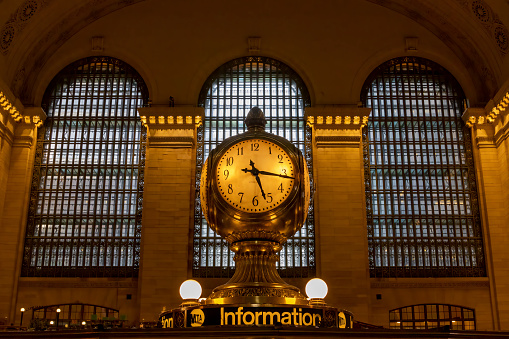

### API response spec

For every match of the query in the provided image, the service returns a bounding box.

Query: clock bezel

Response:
[208,130,303,221]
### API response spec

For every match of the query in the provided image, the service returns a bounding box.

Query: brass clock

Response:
[200,107,311,305]
[200,107,310,245]
[216,138,295,213]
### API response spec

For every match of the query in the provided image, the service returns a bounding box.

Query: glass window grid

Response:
[22,56,148,277]
[389,304,476,330]
[193,56,315,278]
[361,57,485,278]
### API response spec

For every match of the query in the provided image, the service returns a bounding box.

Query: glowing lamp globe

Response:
[305,278,328,299]
[179,279,202,300]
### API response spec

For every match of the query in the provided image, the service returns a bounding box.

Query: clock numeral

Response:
[267,193,273,203]
[238,192,244,203]
[269,147,272,154]
[223,169,229,180]
[251,143,259,151]
[282,168,287,175]
[278,183,283,193]
[228,184,233,194]
[237,147,243,155]
[226,157,234,166]
[252,196,259,206]
[277,154,283,163]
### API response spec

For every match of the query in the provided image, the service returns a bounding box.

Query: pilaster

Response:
[305,105,371,321]
[463,89,509,330]
[137,106,204,322]
[0,105,45,324]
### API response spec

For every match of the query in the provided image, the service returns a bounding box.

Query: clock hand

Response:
[258,170,295,180]
[241,160,266,200]
[254,174,266,200]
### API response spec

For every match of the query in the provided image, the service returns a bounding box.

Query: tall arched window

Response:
[22,56,148,277]
[361,57,485,277]
[193,56,314,278]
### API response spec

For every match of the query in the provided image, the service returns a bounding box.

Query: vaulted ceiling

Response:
[0,0,508,106]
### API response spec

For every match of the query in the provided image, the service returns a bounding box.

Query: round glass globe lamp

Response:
[305,278,328,299]
[179,279,202,300]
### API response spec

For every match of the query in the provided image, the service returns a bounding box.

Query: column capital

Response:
[305,105,371,148]
[138,106,205,148]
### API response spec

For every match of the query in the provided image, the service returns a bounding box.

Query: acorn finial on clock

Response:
[245,106,267,130]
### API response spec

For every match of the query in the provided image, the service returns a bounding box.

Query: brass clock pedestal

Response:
[206,239,307,305]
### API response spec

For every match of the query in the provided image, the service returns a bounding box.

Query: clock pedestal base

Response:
[205,240,307,305]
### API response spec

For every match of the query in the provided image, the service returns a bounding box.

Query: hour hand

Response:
[255,175,266,200]
[258,170,294,179]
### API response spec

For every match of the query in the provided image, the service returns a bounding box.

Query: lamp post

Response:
[56,308,61,329]
[19,308,25,328]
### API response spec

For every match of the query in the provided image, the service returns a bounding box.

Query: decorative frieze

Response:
[463,90,509,148]
[305,105,371,148]
[138,106,204,148]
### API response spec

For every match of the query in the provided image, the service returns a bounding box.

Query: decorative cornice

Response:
[464,90,509,148]
[371,280,490,289]
[464,91,509,127]
[0,90,45,127]
[138,106,204,129]
[305,105,371,129]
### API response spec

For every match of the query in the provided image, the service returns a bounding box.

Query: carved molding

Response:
[225,230,287,244]
[12,135,33,148]
[371,280,490,289]
[0,119,14,146]
[208,287,303,299]
[315,135,362,148]
[148,136,194,148]
[494,120,509,146]
[18,280,138,288]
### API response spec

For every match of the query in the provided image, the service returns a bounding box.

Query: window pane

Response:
[22,57,148,277]
[193,56,314,278]
[362,57,485,277]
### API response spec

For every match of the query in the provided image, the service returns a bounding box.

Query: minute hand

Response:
[258,170,294,179]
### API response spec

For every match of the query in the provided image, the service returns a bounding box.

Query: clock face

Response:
[216,139,295,213]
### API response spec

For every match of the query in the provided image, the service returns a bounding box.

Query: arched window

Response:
[389,304,475,330]
[31,303,123,328]
[361,57,485,277]
[193,56,314,278]
[22,56,149,277]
